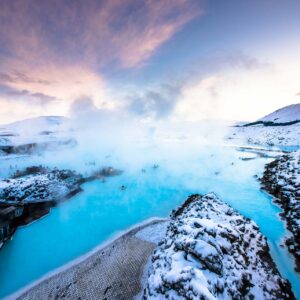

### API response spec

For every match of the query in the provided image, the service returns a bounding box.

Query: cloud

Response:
[173,76,222,122]
[0,0,204,122]
[104,0,203,68]
[0,0,203,69]
[217,52,271,70]
[67,95,135,140]
[0,84,57,105]
[0,64,108,107]
[173,55,300,122]
[69,96,98,117]
[29,92,57,103]
[0,71,53,85]
[185,51,272,83]
[127,84,182,119]
[121,52,270,121]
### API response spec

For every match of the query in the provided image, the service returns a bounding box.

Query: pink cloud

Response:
[0,0,204,121]
[0,0,203,69]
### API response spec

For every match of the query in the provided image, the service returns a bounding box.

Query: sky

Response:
[0,0,299,124]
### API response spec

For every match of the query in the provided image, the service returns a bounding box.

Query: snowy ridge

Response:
[261,150,300,272]
[144,193,295,300]
[259,103,300,124]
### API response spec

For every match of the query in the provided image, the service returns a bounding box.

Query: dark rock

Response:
[260,151,300,272]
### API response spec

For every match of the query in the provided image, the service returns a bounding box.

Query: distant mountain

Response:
[259,103,300,124]
[3,116,68,135]
[244,103,300,127]
[227,103,300,147]
[0,116,76,155]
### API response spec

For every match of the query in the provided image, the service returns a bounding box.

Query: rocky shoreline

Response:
[8,193,296,300]
[13,219,168,300]
[260,150,300,272]
[144,194,295,299]
[0,166,122,249]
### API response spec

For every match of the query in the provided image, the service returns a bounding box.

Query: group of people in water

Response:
[119,164,159,191]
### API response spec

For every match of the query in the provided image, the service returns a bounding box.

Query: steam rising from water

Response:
[26,97,232,177]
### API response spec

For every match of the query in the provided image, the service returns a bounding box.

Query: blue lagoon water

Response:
[0,145,299,298]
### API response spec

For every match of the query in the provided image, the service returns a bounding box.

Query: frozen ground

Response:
[227,123,300,148]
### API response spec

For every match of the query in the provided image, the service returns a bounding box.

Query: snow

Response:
[3,116,68,135]
[226,103,300,148]
[259,103,300,124]
[144,193,294,299]
[227,123,300,148]
[0,116,76,155]
[135,221,169,245]
[0,168,82,204]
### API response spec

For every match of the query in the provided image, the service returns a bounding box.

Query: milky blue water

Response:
[0,145,299,299]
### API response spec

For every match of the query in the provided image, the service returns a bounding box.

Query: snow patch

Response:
[136,220,169,245]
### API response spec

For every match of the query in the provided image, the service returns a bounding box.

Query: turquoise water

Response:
[276,145,300,152]
[0,145,299,299]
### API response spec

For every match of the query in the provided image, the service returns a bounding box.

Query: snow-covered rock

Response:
[144,193,295,300]
[261,151,300,272]
[0,166,83,204]
[0,166,84,248]
[0,165,122,248]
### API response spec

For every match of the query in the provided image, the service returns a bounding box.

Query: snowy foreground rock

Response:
[144,194,295,300]
[261,151,300,272]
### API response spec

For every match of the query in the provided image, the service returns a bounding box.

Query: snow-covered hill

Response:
[259,103,300,124]
[0,116,75,155]
[2,116,69,136]
[227,103,300,148]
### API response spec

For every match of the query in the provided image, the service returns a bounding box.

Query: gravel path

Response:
[14,219,167,300]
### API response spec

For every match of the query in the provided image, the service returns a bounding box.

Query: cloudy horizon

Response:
[0,0,299,124]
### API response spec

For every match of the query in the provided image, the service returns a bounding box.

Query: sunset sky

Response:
[0,0,299,123]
